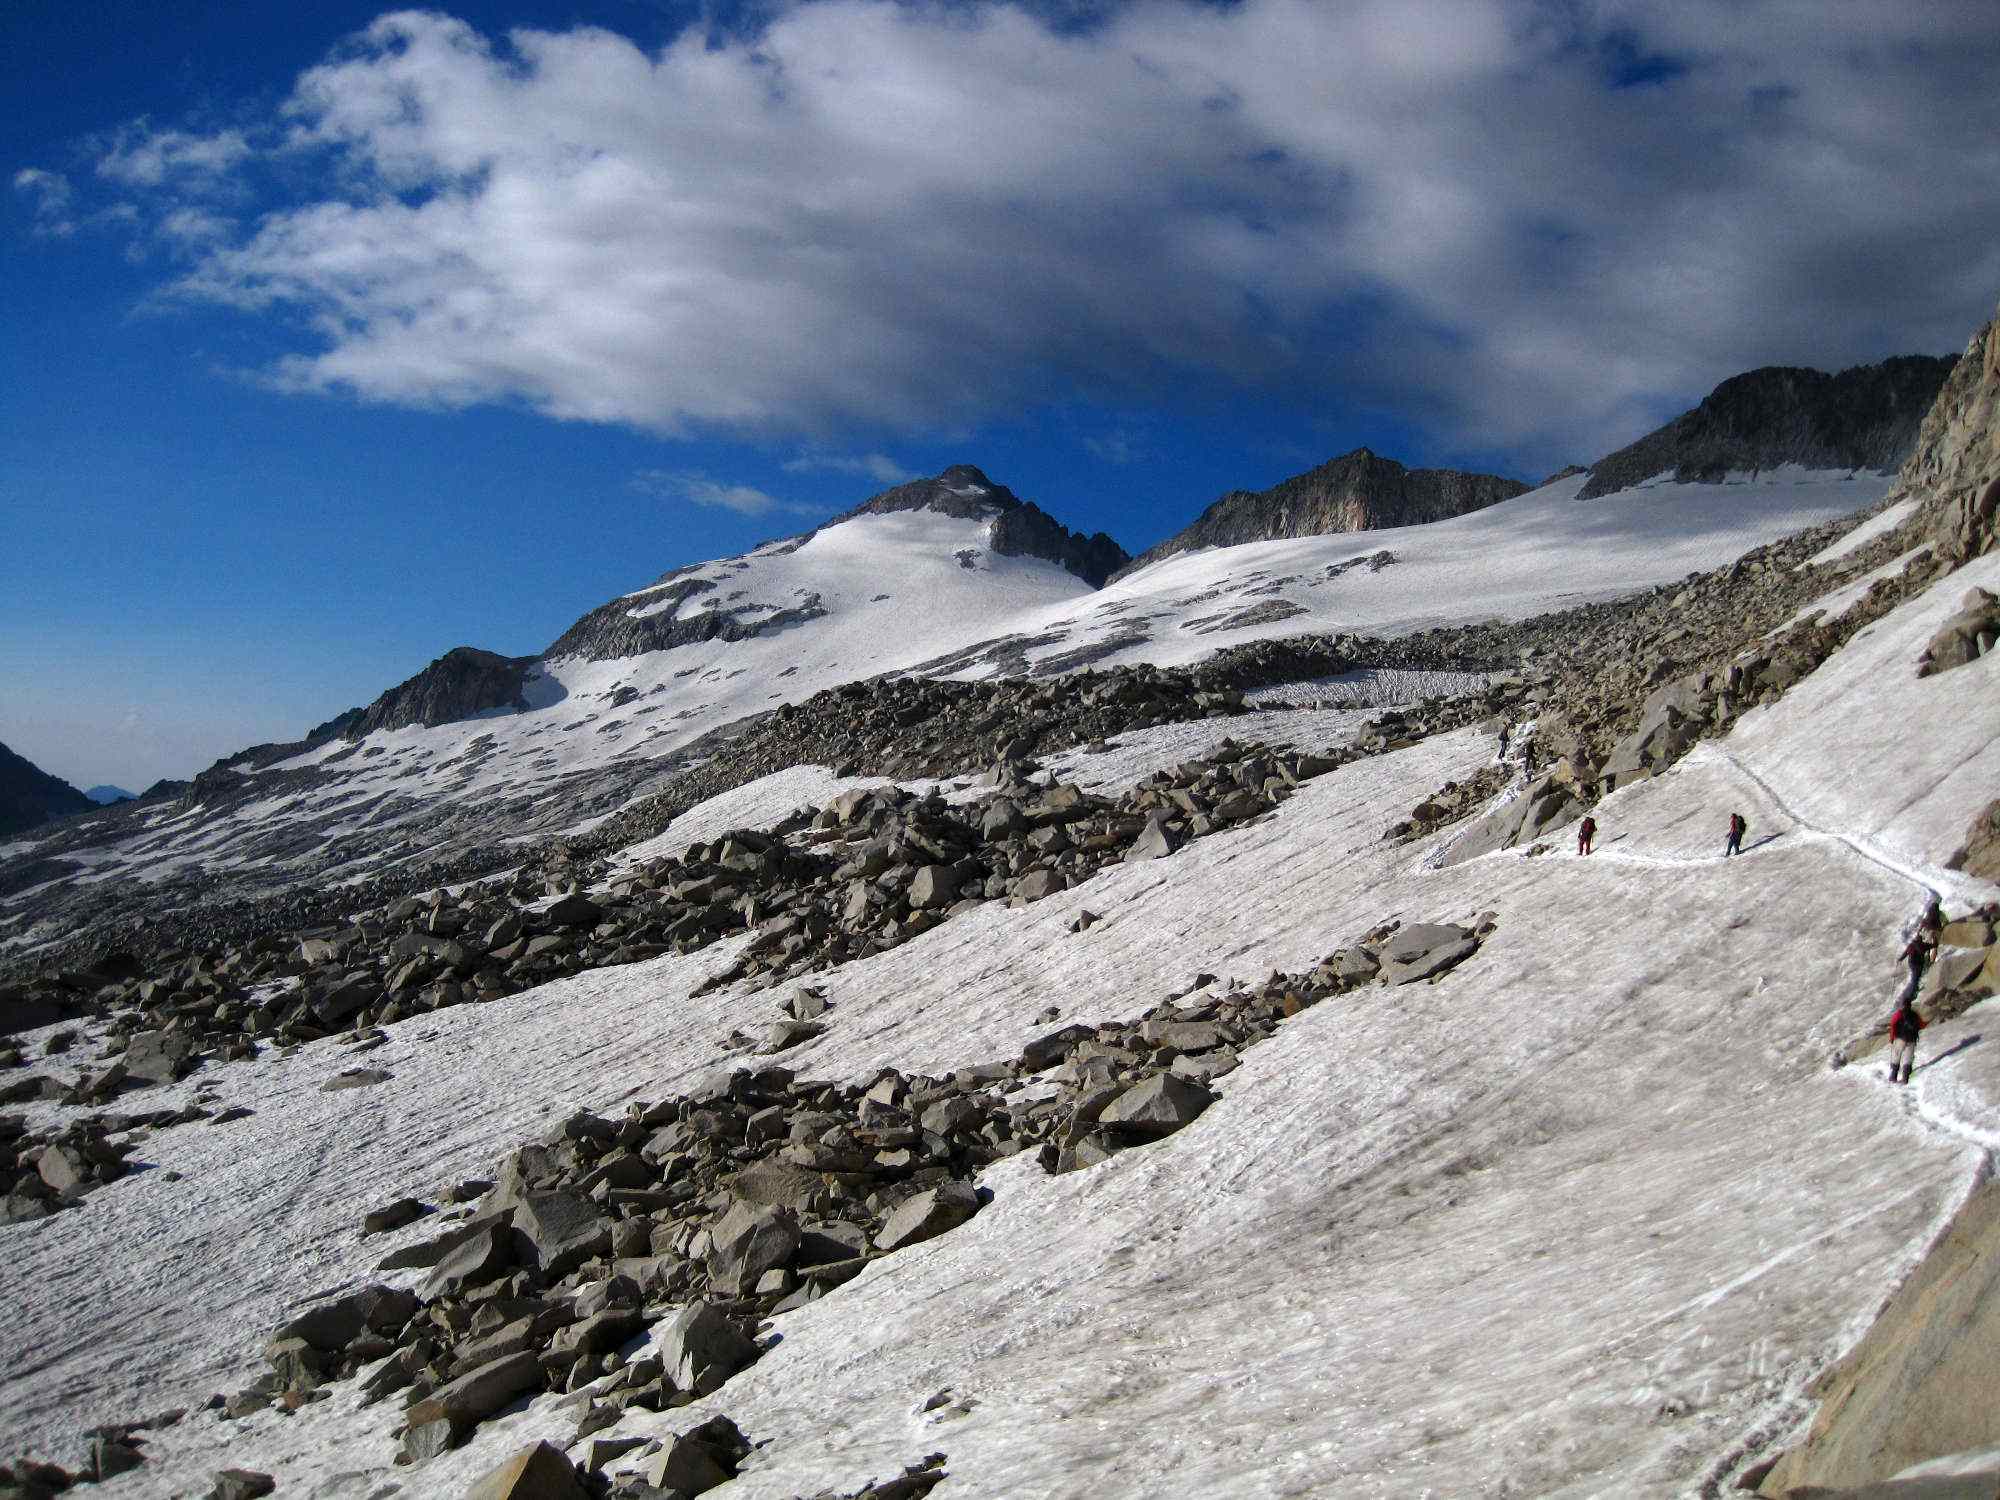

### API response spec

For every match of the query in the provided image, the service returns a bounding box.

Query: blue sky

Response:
[6,0,2000,791]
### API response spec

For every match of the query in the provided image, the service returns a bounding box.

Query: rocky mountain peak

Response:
[1112,448,1530,581]
[1579,354,1957,500]
[346,646,536,738]
[0,740,94,839]
[831,466,1130,587]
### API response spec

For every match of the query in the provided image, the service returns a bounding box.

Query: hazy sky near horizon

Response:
[6,0,2000,792]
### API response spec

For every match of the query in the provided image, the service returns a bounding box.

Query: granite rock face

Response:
[347,647,535,738]
[1579,355,1956,500]
[1113,448,1529,580]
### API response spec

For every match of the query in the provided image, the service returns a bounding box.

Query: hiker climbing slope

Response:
[1725,812,1746,857]
[1577,815,1597,856]
[1885,997,1924,1084]
[1898,930,1936,1002]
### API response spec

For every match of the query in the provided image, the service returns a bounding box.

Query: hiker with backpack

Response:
[1725,812,1746,857]
[1577,815,1597,856]
[1898,931,1936,1002]
[1886,998,1924,1084]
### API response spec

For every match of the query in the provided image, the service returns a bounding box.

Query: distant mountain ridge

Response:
[0,741,93,838]
[83,786,135,806]
[1579,355,1957,499]
[1112,448,1531,581]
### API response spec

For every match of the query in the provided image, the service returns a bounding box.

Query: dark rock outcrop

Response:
[1113,448,1529,580]
[545,575,828,664]
[346,647,535,738]
[0,740,94,839]
[1903,302,2000,566]
[1579,355,1956,500]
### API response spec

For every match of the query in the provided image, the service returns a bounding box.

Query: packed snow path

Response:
[2,556,1998,1498]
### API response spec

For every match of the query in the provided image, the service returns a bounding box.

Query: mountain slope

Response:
[1112,447,1529,580]
[2,517,1995,1498]
[1579,354,1956,500]
[0,741,92,838]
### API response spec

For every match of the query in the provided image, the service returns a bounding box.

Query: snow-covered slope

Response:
[0,467,1892,928]
[5,525,1997,1497]
[921,467,1892,677]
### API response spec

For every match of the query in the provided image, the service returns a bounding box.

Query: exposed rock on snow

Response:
[1915,587,2000,676]
[1113,447,1528,580]
[348,646,537,738]
[1579,355,1956,500]
[1756,1177,2000,1494]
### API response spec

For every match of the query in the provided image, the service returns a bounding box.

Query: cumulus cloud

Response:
[13,168,75,236]
[781,452,915,484]
[631,468,812,517]
[63,2,2000,466]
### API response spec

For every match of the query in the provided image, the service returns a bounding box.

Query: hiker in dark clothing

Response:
[1899,933,1936,1002]
[1886,999,1924,1084]
[1577,815,1597,856]
[1498,725,1511,761]
[1725,812,1746,857]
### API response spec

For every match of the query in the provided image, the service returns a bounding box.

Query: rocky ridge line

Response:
[1578,355,1955,500]
[1112,447,1529,581]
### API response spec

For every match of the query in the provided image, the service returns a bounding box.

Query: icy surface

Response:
[3,552,1998,1496]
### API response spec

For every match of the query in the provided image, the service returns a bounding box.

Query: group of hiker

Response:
[1495,723,1974,1090]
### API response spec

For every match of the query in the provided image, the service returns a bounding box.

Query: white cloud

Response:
[64,3,2000,467]
[159,207,234,247]
[781,452,915,484]
[13,168,75,237]
[95,124,251,188]
[632,468,808,517]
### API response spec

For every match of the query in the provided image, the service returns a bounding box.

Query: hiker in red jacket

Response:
[1886,998,1924,1084]
[1577,815,1597,856]
[1725,812,1746,857]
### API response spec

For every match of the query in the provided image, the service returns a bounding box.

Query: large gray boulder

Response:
[1100,1074,1215,1139]
[404,1349,544,1435]
[1123,815,1183,863]
[1440,777,1582,865]
[705,1202,800,1295]
[510,1192,609,1279]
[123,1029,195,1085]
[462,1441,589,1500]
[908,866,961,909]
[420,1223,516,1300]
[875,1180,980,1252]
[656,1304,758,1396]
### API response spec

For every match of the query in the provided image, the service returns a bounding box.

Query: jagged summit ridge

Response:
[1579,354,1956,500]
[1113,447,1531,581]
[832,463,1130,587]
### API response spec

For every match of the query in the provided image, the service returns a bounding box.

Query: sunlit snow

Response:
[2,517,1996,1497]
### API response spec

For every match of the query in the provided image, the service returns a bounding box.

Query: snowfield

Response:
[2,524,1997,1496]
